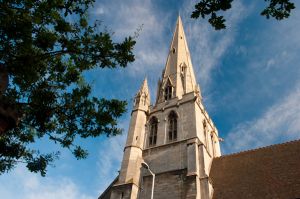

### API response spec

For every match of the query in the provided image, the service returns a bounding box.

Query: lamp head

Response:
[141,162,149,170]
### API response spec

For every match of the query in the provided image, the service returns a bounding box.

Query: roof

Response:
[210,139,300,199]
[98,176,118,199]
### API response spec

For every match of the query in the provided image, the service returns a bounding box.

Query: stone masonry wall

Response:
[139,169,198,199]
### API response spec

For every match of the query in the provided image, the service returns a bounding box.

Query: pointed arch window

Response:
[168,111,178,141]
[164,85,172,101]
[149,117,158,146]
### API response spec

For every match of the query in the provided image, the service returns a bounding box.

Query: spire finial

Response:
[140,77,148,91]
[177,13,182,24]
[134,77,150,108]
[137,77,149,97]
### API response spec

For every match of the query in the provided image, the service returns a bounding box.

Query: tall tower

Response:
[110,78,150,199]
[100,16,221,199]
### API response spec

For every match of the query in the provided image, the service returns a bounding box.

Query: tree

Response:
[191,0,296,30]
[0,0,136,176]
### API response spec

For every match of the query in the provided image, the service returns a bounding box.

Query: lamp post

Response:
[141,162,155,199]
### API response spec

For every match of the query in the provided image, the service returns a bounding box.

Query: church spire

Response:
[157,16,197,103]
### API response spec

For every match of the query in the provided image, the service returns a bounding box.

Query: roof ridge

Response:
[215,139,300,159]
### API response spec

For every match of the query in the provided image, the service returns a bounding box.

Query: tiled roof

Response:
[210,139,300,199]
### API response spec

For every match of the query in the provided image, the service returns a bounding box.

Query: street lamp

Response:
[141,161,155,199]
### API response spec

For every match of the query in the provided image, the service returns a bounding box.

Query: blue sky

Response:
[1,0,300,198]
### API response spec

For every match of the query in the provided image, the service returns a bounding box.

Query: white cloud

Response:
[0,166,93,199]
[223,81,300,154]
[94,7,105,15]
[266,58,275,70]
[92,0,168,76]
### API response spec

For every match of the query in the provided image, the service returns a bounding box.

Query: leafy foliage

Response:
[191,0,233,30]
[191,0,296,30]
[0,0,135,176]
[261,0,295,19]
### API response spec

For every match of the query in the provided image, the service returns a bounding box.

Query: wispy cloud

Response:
[92,0,168,76]
[0,166,93,199]
[93,7,105,15]
[213,1,300,151]
[181,0,250,91]
[87,0,173,108]
[223,81,300,153]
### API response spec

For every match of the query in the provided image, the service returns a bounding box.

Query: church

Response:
[99,16,300,199]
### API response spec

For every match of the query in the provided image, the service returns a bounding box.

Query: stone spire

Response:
[157,16,197,103]
[139,78,149,97]
[133,77,150,111]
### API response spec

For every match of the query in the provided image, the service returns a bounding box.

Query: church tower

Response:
[100,16,221,199]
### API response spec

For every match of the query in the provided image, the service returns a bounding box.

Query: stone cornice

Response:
[123,145,143,152]
[143,136,203,152]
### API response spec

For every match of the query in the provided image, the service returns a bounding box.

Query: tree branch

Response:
[0,64,8,96]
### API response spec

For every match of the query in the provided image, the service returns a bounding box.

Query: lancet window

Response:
[168,111,178,141]
[164,85,172,101]
[149,117,158,146]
